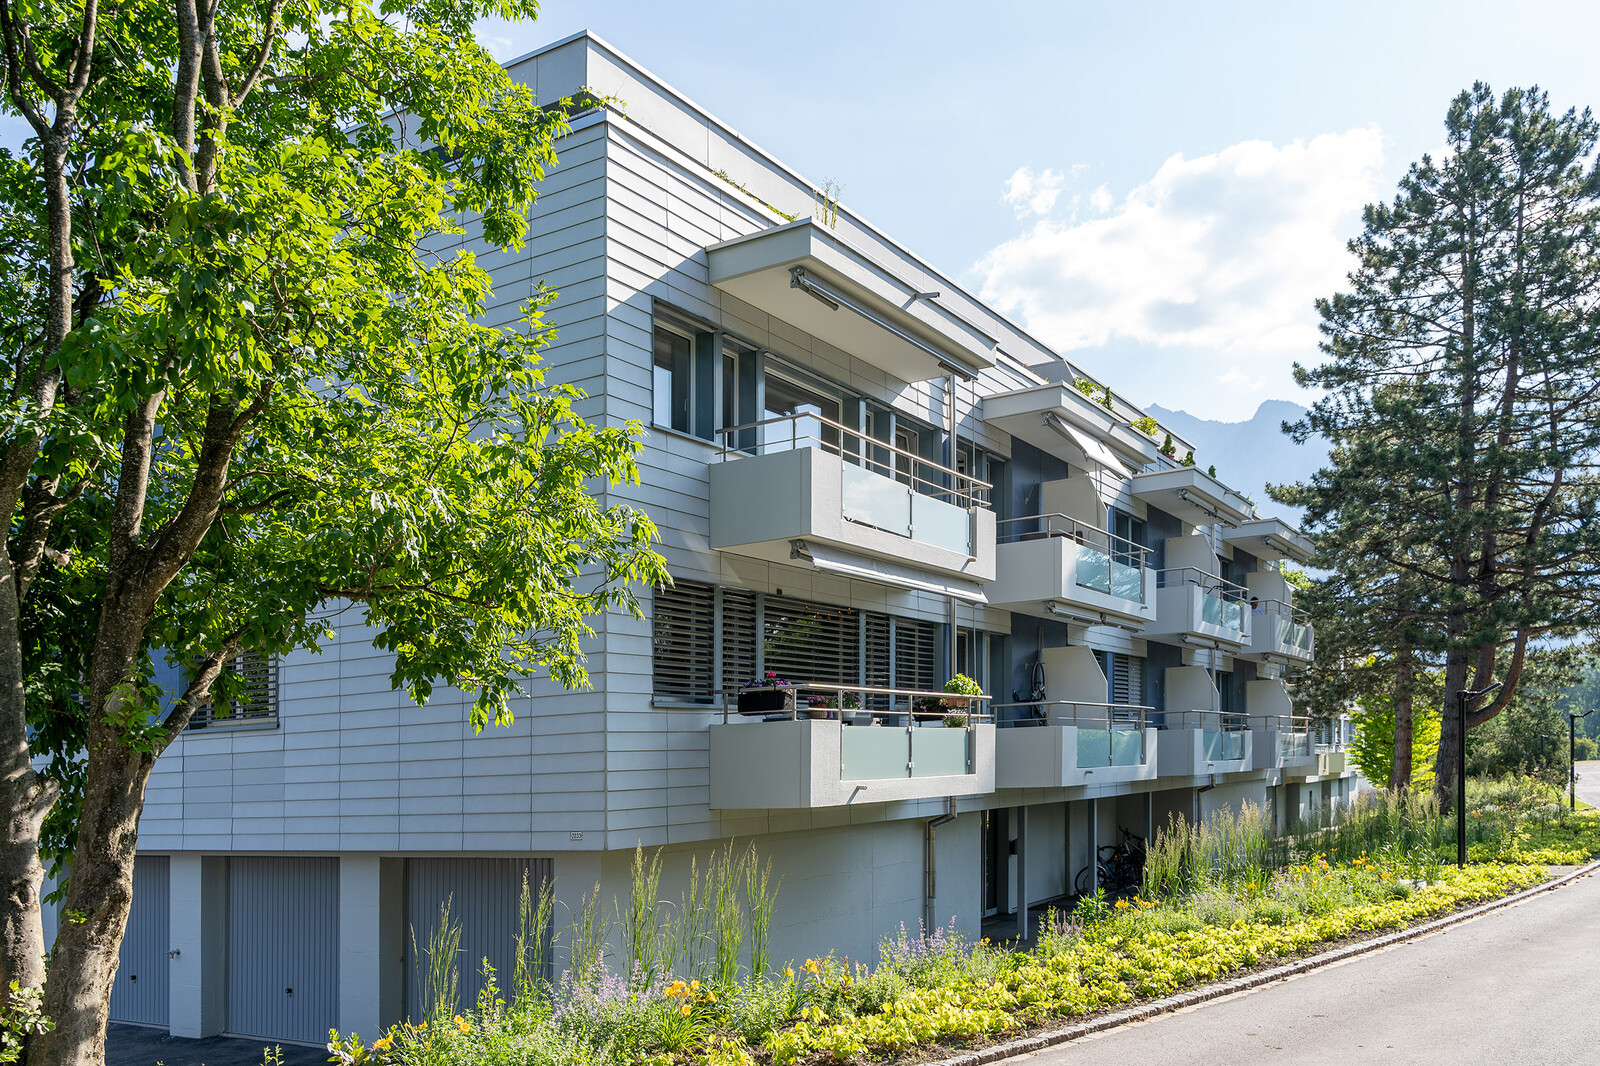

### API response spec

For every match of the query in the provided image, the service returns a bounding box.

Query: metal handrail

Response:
[991,700,1152,727]
[1160,708,1252,730]
[1251,597,1312,624]
[716,412,992,508]
[995,513,1150,562]
[1155,567,1251,600]
[721,681,992,725]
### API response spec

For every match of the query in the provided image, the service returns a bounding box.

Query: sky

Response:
[468,0,1600,420]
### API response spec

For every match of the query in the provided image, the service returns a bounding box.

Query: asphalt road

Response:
[1019,770,1600,1066]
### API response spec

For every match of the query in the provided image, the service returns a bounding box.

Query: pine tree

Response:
[1276,84,1600,807]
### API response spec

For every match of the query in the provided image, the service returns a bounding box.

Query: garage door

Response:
[406,858,552,1019]
[109,855,170,1026]
[227,857,339,1044]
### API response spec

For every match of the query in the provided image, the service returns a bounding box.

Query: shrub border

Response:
[926,859,1600,1066]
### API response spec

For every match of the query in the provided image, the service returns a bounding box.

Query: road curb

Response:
[927,858,1600,1066]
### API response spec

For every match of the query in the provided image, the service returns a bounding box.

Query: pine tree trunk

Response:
[1391,644,1415,794]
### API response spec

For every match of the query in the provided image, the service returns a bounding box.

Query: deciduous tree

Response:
[0,1,668,1063]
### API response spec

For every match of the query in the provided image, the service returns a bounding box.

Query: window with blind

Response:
[651,581,957,704]
[189,652,278,728]
[762,595,858,686]
[653,581,717,703]
[1093,651,1146,715]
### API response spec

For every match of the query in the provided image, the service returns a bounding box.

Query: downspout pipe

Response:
[924,797,958,932]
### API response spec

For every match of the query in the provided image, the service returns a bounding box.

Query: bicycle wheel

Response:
[1074,864,1095,896]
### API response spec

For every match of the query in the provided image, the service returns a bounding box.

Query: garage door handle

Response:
[285,988,293,995]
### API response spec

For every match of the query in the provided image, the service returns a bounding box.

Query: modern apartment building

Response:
[97,31,1358,1047]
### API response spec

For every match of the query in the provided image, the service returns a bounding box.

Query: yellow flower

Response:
[680,1003,692,1016]
[689,980,700,991]
[454,1016,470,1034]
[706,990,717,1002]
[803,959,819,974]
[1114,899,1130,909]
[371,1035,393,1052]
[782,966,795,979]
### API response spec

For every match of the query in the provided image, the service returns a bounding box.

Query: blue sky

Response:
[477,0,1600,419]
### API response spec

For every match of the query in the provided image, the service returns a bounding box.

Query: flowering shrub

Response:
[336,833,1568,1066]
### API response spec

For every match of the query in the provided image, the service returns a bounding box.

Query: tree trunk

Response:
[1392,644,1415,794]
[31,734,155,1066]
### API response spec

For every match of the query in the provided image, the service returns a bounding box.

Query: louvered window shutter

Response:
[893,619,939,693]
[190,651,278,727]
[1112,655,1144,706]
[652,581,716,703]
[720,588,758,696]
[762,595,859,686]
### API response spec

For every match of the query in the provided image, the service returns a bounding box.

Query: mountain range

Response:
[1146,400,1327,524]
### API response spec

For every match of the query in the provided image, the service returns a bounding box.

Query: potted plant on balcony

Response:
[939,674,982,727]
[805,690,861,721]
[738,671,796,716]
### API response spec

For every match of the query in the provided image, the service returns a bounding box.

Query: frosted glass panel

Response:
[1076,727,1111,766]
[1111,727,1144,765]
[842,464,912,536]
[911,729,969,777]
[1109,560,1144,601]
[840,727,910,780]
[911,494,971,554]
[1074,545,1111,594]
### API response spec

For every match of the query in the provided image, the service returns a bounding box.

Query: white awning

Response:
[1045,415,1130,472]
[793,540,988,603]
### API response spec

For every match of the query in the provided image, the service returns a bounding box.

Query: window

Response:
[762,372,840,452]
[763,595,858,686]
[189,652,278,728]
[1111,509,1147,567]
[1093,650,1145,709]
[650,580,947,704]
[652,581,717,703]
[653,324,693,433]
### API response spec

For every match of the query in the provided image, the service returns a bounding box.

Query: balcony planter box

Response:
[738,686,796,716]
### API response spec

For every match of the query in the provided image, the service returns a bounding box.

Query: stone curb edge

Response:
[927,858,1600,1066]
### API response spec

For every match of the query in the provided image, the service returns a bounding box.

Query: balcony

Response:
[1144,568,1252,650]
[1130,466,1254,528]
[988,514,1155,628]
[994,702,1157,789]
[710,414,996,601]
[708,684,996,809]
[1222,517,1315,564]
[1242,599,1315,664]
[1155,710,1253,777]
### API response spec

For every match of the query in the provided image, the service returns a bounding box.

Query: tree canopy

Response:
[0,0,668,1061]
[1276,83,1600,804]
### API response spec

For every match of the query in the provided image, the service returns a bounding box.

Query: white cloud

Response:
[976,127,1386,362]
[1219,366,1266,391]
[1001,166,1065,218]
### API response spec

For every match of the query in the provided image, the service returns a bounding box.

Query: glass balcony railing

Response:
[1278,732,1311,759]
[996,515,1150,604]
[1158,568,1250,633]
[1202,729,1246,761]
[993,701,1151,768]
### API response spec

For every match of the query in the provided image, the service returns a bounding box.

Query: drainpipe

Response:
[924,797,958,932]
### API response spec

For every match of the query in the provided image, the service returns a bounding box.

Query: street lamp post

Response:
[1456,682,1502,867]
[1571,707,1595,813]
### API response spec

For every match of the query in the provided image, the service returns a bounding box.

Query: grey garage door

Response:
[109,855,170,1026]
[227,857,339,1044]
[406,858,552,1019]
